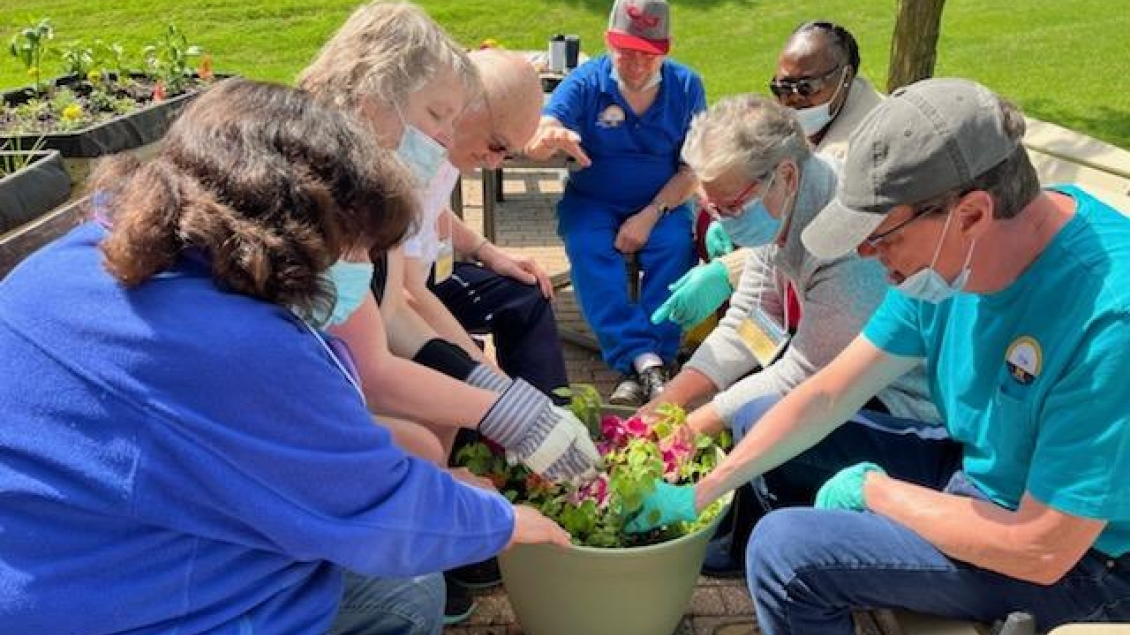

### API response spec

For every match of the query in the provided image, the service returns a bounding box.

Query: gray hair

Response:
[907,96,1039,220]
[297,1,481,111]
[682,94,811,183]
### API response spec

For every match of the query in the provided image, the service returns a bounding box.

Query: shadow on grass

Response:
[1023,99,1130,150]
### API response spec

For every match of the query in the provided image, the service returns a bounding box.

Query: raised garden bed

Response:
[0,149,71,234]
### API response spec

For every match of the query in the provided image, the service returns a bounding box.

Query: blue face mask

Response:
[396,116,448,186]
[896,210,976,304]
[325,260,374,326]
[718,172,783,247]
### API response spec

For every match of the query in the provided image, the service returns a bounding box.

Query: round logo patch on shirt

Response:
[1005,336,1041,385]
[596,104,626,128]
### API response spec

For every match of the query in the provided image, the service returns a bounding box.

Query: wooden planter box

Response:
[0,194,87,280]
[0,149,71,234]
[1,75,224,188]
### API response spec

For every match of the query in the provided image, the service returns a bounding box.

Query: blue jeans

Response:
[328,571,443,635]
[731,400,1130,634]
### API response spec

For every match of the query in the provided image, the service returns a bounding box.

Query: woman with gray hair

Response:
[297,1,595,486]
[644,94,946,575]
[297,1,597,622]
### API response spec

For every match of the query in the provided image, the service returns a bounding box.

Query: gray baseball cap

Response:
[802,77,1019,259]
[606,0,670,55]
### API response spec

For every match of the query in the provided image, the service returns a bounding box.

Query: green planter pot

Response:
[500,503,728,635]
[499,441,731,635]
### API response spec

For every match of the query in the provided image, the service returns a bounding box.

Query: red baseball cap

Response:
[605,0,670,55]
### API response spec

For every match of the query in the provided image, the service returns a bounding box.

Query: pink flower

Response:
[573,473,610,507]
[601,415,626,445]
[661,436,695,481]
[623,416,650,439]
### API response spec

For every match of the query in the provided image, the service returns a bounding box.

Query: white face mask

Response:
[394,106,448,186]
[788,69,849,136]
[610,66,661,92]
[897,209,976,304]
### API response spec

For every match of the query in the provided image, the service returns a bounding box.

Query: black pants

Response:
[431,262,569,396]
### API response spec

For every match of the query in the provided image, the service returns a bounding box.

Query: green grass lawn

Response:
[2,0,1127,148]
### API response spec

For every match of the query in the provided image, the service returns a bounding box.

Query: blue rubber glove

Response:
[705,221,735,260]
[624,480,698,533]
[650,260,733,329]
[813,462,887,511]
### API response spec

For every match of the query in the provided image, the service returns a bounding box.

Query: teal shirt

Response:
[863,186,1130,557]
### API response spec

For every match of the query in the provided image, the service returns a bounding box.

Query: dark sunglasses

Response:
[769,65,843,98]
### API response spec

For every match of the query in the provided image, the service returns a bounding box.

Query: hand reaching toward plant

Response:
[650,260,732,328]
[507,505,573,548]
[624,480,698,533]
[813,462,886,511]
[478,378,602,482]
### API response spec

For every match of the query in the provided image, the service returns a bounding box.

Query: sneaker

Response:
[443,574,478,625]
[608,374,645,407]
[700,534,745,579]
[448,557,502,590]
[638,365,669,402]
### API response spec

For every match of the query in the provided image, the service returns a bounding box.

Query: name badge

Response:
[434,238,454,283]
[736,308,789,368]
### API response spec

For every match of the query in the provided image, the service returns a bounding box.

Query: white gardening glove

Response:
[478,378,601,483]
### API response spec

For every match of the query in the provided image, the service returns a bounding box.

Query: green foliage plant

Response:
[8,18,54,96]
[456,384,728,548]
[57,40,94,78]
[142,24,204,96]
[1,21,214,137]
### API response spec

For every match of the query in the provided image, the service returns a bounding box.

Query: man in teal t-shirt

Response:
[626,78,1130,634]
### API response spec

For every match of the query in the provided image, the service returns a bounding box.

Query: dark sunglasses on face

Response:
[769,65,843,98]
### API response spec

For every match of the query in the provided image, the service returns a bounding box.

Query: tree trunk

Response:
[887,0,948,93]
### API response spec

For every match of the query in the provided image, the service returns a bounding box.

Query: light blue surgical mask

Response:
[896,210,975,304]
[718,171,784,247]
[325,260,374,325]
[395,110,448,186]
[610,66,661,92]
[788,68,848,136]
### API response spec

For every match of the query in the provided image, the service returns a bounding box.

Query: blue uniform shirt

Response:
[864,186,1130,557]
[544,55,706,220]
[0,223,514,634]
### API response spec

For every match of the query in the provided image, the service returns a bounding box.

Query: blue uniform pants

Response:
[431,262,569,396]
[728,398,1130,634]
[559,202,695,373]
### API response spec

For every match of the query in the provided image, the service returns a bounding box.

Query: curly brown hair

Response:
[92,78,418,321]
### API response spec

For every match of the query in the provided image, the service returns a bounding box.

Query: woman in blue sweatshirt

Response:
[0,78,569,635]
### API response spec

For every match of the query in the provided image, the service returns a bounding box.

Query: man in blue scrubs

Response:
[627,78,1130,633]
[525,0,706,406]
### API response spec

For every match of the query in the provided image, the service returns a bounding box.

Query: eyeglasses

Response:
[769,65,843,98]
[861,205,944,250]
[704,177,765,217]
